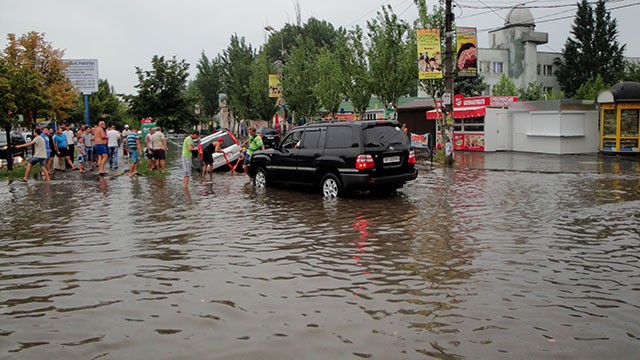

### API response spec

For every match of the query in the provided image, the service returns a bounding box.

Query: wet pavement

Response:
[0,148,639,359]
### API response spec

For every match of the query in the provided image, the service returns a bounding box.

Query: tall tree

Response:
[1,31,77,127]
[282,35,318,122]
[193,51,222,118]
[314,47,343,118]
[129,55,195,132]
[554,0,625,97]
[220,34,254,122]
[367,5,415,115]
[336,26,371,117]
[248,49,278,121]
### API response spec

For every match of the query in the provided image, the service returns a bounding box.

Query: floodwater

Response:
[0,149,639,359]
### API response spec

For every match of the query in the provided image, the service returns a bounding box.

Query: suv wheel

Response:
[254,167,269,188]
[321,173,342,198]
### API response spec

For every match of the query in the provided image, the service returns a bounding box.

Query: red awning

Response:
[426,106,486,120]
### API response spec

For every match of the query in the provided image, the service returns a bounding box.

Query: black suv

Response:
[259,127,281,148]
[249,120,418,197]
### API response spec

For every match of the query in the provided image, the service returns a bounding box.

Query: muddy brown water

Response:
[1,150,639,359]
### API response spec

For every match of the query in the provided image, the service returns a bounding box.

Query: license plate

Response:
[383,156,400,164]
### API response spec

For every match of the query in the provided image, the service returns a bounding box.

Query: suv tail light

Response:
[408,150,416,165]
[356,154,375,170]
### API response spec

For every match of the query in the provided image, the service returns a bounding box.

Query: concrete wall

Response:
[511,110,598,154]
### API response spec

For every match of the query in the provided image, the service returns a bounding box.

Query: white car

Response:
[198,129,243,171]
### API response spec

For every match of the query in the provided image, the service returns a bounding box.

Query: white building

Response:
[480,6,561,95]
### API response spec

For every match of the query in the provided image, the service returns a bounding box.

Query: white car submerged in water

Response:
[197,129,243,171]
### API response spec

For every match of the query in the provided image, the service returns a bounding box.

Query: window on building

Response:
[493,62,503,74]
[537,65,541,75]
[543,64,553,76]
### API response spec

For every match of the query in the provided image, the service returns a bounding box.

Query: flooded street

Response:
[1,149,639,359]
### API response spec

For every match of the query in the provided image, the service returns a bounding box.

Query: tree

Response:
[314,47,343,118]
[623,60,640,82]
[193,51,222,118]
[518,81,544,101]
[129,55,195,132]
[367,5,416,115]
[554,0,625,97]
[336,26,371,117]
[455,76,487,97]
[220,34,254,123]
[282,35,319,122]
[248,49,278,121]
[574,74,608,100]
[493,74,517,96]
[1,31,77,127]
[69,79,127,126]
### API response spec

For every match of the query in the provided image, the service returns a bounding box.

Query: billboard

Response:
[417,29,442,80]
[456,27,477,77]
[268,74,282,98]
[63,59,99,94]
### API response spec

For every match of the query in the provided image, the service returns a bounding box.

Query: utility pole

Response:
[444,0,455,164]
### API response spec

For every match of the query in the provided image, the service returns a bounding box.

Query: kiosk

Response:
[597,82,640,154]
[427,95,517,152]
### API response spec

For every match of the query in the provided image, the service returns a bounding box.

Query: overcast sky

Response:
[2,0,639,95]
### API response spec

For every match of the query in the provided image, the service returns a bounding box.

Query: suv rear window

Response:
[325,126,353,149]
[363,125,407,147]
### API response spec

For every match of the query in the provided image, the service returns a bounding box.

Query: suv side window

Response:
[325,126,353,149]
[281,130,303,149]
[300,129,321,149]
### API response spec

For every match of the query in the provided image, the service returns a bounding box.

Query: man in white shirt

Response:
[121,125,131,159]
[62,124,76,169]
[106,125,121,169]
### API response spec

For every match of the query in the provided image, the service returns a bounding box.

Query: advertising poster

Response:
[268,74,282,98]
[417,28,442,80]
[456,27,477,77]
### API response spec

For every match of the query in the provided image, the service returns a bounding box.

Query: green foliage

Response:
[314,47,343,117]
[624,60,640,82]
[248,50,278,121]
[220,35,255,121]
[335,26,371,117]
[455,76,487,97]
[554,0,625,97]
[69,79,127,126]
[367,5,416,112]
[574,74,608,100]
[493,74,517,96]
[518,81,544,101]
[282,36,319,121]
[545,89,565,100]
[1,31,77,127]
[193,52,222,118]
[129,55,195,132]
[0,59,16,128]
